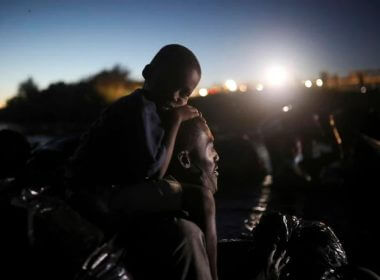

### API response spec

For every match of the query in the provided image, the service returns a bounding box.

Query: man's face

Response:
[148,65,200,109]
[190,123,219,194]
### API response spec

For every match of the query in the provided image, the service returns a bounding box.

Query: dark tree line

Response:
[0,66,142,125]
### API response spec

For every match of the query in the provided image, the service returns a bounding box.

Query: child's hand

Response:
[172,105,199,122]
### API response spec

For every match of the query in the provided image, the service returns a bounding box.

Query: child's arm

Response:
[157,105,199,179]
[109,179,183,214]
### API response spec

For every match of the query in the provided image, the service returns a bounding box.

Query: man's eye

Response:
[180,89,192,97]
[180,92,190,98]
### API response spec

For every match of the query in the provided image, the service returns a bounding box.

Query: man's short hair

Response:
[149,44,201,76]
[175,116,208,153]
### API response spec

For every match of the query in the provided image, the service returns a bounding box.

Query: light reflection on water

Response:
[27,135,53,148]
[244,185,271,232]
[216,179,273,239]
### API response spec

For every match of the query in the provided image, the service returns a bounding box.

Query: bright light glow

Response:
[265,65,288,87]
[225,79,237,92]
[282,105,292,112]
[239,84,248,92]
[304,80,312,88]
[316,79,323,87]
[329,114,335,126]
[199,88,208,97]
[0,100,5,109]
[256,83,264,91]
[30,190,38,196]
[360,86,367,94]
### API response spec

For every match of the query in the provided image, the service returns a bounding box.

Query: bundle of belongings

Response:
[12,184,132,280]
[218,212,369,280]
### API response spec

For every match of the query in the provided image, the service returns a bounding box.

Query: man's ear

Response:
[177,150,191,169]
[142,64,152,80]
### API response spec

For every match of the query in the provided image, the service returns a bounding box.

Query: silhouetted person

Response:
[67,44,223,279]
[109,116,219,280]
[0,129,32,279]
[25,135,80,191]
[0,129,30,181]
[30,117,218,279]
[70,44,201,186]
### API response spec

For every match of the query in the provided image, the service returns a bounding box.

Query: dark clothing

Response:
[121,217,212,280]
[67,178,213,280]
[70,89,166,186]
[67,90,213,279]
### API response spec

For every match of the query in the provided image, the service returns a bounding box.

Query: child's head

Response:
[143,44,201,109]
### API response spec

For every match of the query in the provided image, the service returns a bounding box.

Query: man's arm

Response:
[181,186,218,280]
[110,180,218,280]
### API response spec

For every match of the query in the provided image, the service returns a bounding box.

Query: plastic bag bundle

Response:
[251,212,348,280]
[75,236,132,280]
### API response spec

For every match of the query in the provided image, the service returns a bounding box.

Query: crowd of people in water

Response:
[1,45,380,280]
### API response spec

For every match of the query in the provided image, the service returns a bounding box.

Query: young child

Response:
[70,44,201,186]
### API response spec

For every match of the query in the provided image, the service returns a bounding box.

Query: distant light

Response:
[360,86,367,94]
[256,83,264,91]
[30,190,38,196]
[316,79,323,87]
[225,79,237,92]
[282,105,292,112]
[329,114,335,126]
[0,100,5,109]
[304,80,312,88]
[266,65,288,87]
[208,87,219,95]
[239,84,248,92]
[199,88,208,97]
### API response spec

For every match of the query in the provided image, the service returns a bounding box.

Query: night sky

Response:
[1,0,379,101]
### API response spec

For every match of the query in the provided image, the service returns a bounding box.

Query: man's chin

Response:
[209,179,218,194]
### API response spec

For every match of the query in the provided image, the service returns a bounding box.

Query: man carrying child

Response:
[70,44,218,280]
